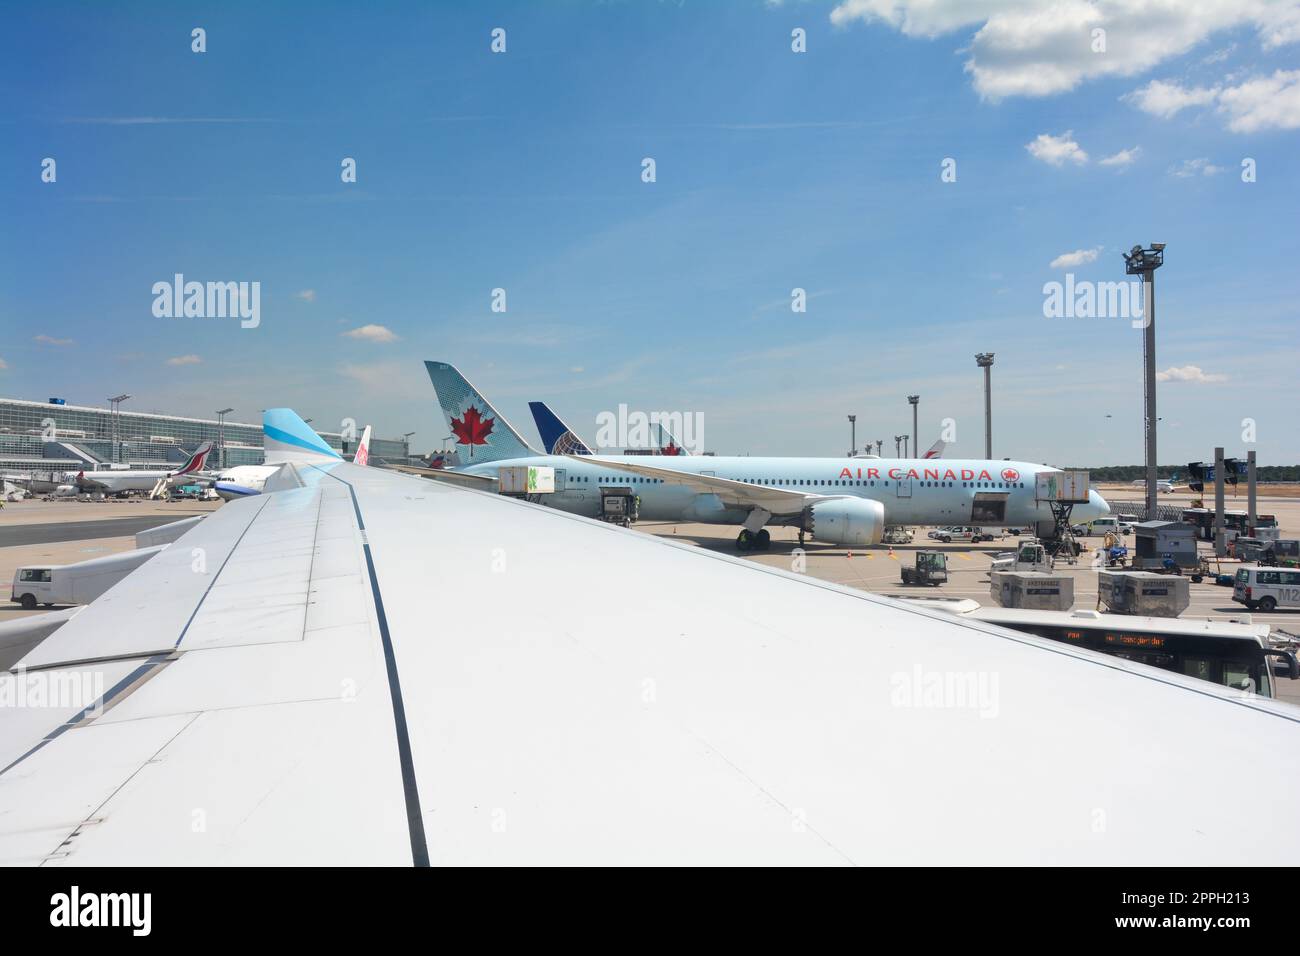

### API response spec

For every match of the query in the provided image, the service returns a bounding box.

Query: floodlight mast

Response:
[1123,243,1165,518]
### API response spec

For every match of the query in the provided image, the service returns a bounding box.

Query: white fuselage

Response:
[461,455,1110,531]
[67,468,201,494]
[214,465,280,499]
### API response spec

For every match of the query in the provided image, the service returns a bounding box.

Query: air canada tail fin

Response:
[425,361,538,463]
[174,441,214,475]
[263,409,342,465]
[353,425,372,466]
[528,401,592,455]
[654,421,690,456]
[921,439,946,460]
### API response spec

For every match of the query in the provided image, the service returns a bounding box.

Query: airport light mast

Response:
[108,393,131,464]
[894,435,904,457]
[1123,242,1165,519]
[403,431,416,464]
[907,395,919,456]
[215,407,233,471]
[847,415,857,457]
[975,354,994,458]
[875,439,883,456]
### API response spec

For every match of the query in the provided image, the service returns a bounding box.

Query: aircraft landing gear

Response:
[737,528,771,552]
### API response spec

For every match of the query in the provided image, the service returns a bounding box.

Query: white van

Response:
[1087,517,1131,536]
[1233,566,1300,613]
[11,566,61,610]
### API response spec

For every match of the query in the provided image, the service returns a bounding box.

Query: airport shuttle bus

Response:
[899,600,1298,699]
[971,607,1298,698]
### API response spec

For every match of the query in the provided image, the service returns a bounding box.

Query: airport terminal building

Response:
[0,397,414,475]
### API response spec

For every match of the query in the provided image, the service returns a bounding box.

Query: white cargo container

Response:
[1034,469,1090,503]
[498,465,555,495]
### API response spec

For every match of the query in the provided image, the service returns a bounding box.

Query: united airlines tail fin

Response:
[528,401,592,455]
[353,425,372,466]
[263,409,342,465]
[424,361,538,463]
[174,441,214,475]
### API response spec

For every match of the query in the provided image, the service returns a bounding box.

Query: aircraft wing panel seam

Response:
[307,464,430,867]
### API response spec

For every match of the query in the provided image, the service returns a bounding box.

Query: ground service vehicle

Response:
[901,551,948,586]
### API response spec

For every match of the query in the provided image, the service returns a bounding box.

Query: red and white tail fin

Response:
[174,441,213,476]
[353,425,372,467]
[921,439,947,460]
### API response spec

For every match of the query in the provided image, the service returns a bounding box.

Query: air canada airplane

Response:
[427,362,1110,550]
[64,441,213,495]
[2,405,1296,865]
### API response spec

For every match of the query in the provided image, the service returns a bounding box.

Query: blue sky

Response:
[2,1,1298,464]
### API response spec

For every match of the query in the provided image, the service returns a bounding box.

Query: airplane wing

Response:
[576,455,817,515]
[3,426,1300,864]
[376,461,497,488]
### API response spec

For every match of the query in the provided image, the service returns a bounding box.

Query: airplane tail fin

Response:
[353,425,372,466]
[263,409,342,465]
[655,421,690,456]
[528,401,592,455]
[424,361,538,463]
[175,441,214,475]
[921,439,946,460]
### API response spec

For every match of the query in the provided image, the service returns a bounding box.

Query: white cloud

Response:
[1216,69,1300,131]
[1126,70,1300,132]
[295,289,316,302]
[1026,131,1088,166]
[343,323,399,343]
[1156,365,1227,383]
[166,354,202,366]
[1099,146,1141,167]
[1169,157,1224,177]
[33,334,75,347]
[1124,79,1220,118]
[828,1,1300,100]
[1050,246,1102,269]
[0,357,7,370]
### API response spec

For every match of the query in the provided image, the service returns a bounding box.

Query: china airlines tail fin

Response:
[529,401,592,455]
[173,441,214,476]
[425,361,538,463]
[263,409,343,465]
[353,425,372,466]
[921,439,946,460]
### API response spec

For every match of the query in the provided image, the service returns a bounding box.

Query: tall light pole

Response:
[215,408,233,471]
[875,439,883,456]
[108,394,130,464]
[403,431,416,463]
[907,395,919,456]
[847,415,857,457]
[894,435,903,457]
[1123,243,1165,518]
[975,354,994,458]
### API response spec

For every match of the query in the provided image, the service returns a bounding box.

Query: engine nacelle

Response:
[802,497,886,547]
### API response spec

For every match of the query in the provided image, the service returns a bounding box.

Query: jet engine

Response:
[801,497,886,547]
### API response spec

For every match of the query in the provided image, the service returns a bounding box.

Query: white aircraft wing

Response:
[3,459,1299,865]
[376,461,498,488]
[577,455,817,516]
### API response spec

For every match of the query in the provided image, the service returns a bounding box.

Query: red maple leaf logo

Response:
[451,406,494,446]
[1001,468,1020,482]
[661,441,681,456]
